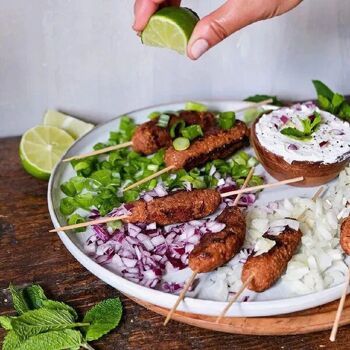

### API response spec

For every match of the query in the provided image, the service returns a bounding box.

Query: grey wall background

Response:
[0,0,349,137]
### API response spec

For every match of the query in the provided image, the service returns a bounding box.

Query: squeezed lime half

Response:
[141,7,199,55]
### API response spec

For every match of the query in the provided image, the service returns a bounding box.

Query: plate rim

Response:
[47,99,347,317]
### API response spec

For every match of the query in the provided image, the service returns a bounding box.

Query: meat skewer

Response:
[163,167,254,326]
[330,215,350,342]
[49,176,304,233]
[216,187,324,322]
[123,120,249,191]
[63,99,272,162]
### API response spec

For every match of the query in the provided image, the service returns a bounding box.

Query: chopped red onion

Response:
[288,144,298,150]
[280,115,289,124]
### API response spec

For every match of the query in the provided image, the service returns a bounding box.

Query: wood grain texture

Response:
[1,136,350,349]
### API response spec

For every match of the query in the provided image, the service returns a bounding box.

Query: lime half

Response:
[141,7,199,55]
[43,110,94,139]
[20,125,75,180]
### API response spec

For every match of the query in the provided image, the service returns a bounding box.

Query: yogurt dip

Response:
[255,102,350,164]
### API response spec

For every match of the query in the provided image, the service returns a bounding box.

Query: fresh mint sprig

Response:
[280,112,322,141]
[312,80,350,121]
[0,284,123,350]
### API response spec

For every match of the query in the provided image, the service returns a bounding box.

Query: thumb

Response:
[188,0,260,60]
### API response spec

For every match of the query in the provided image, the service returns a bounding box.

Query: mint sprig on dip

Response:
[280,112,322,141]
[313,80,350,121]
[1,284,123,350]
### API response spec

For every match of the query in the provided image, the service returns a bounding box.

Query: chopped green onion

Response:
[60,197,77,216]
[170,119,186,138]
[181,124,203,141]
[247,157,259,167]
[147,164,159,172]
[68,213,86,232]
[157,114,170,128]
[218,111,236,130]
[107,220,122,231]
[185,101,208,112]
[173,137,190,151]
[148,111,161,120]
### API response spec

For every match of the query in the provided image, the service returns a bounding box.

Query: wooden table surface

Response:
[1,136,350,350]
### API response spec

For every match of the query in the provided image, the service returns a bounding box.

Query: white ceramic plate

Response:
[48,100,346,317]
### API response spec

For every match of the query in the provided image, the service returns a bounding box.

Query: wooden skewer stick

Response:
[221,176,304,198]
[163,168,255,326]
[51,176,303,233]
[330,267,350,341]
[216,187,323,323]
[123,166,175,192]
[63,142,133,162]
[163,271,198,326]
[216,274,255,323]
[49,215,128,233]
[62,99,274,163]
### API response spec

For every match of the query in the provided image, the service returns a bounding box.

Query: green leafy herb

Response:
[82,298,123,341]
[16,330,83,350]
[9,284,30,315]
[280,112,322,141]
[180,124,203,140]
[1,284,124,350]
[312,80,350,121]
[244,94,283,107]
[218,111,236,130]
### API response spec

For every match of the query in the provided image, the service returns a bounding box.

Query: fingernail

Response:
[190,39,209,60]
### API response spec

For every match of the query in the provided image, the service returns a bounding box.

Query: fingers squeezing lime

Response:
[141,7,199,55]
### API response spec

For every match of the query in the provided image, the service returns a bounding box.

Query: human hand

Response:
[133,0,302,60]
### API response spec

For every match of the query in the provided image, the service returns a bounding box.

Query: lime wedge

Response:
[43,110,94,139]
[19,125,75,180]
[141,7,199,55]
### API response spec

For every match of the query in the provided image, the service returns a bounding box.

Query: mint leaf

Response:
[312,80,334,101]
[9,284,30,315]
[0,315,14,330]
[16,329,83,350]
[2,331,23,350]
[280,127,312,141]
[42,300,78,320]
[332,93,345,109]
[82,298,122,341]
[244,94,283,107]
[310,112,322,130]
[318,95,331,110]
[25,285,48,309]
[11,308,80,339]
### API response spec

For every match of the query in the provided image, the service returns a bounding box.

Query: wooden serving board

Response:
[129,296,350,335]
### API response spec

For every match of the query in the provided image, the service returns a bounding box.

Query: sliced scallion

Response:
[184,101,208,112]
[148,111,161,120]
[218,111,236,130]
[173,137,190,151]
[181,124,203,140]
[170,119,186,138]
[157,114,170,128]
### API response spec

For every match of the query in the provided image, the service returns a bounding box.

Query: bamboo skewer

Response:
[221,176,304,197]
[62,99,273,163]
[215,187,324,323]
[216,274,255,323]
[49,216,128,233]
[50,176,303,233]
[163,271,198,326]
[123,166,175,192]
[330,268,350,341]
[163,168,255,326]
[63,142,133,162]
